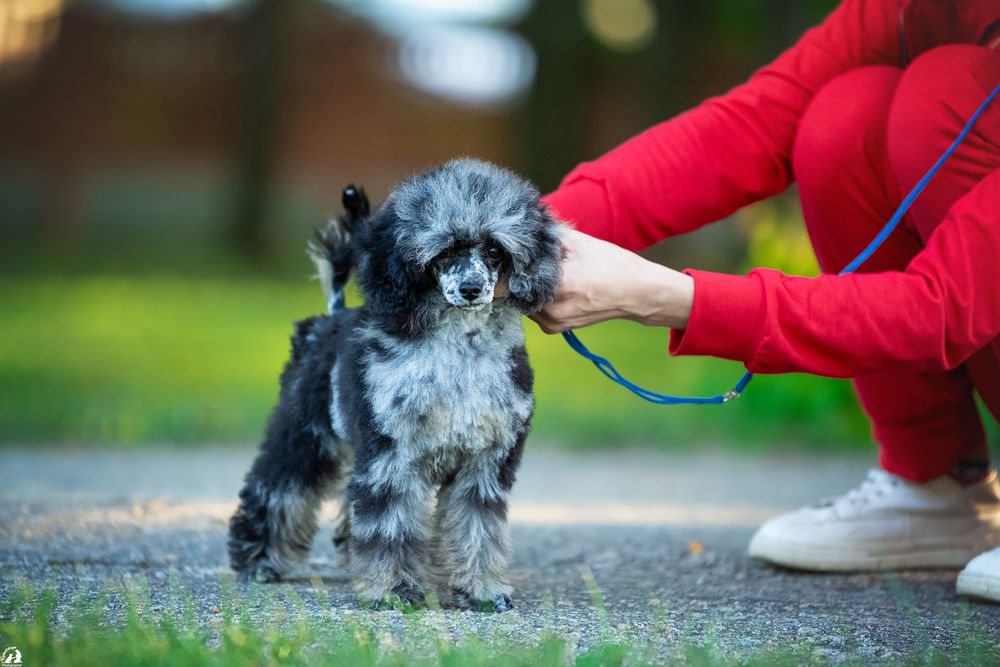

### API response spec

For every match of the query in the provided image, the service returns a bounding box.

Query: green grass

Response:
[0,583,806,667]
[0,273,874,449]
[2,581,998,667]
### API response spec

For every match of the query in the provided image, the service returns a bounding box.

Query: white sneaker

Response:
[957,547,1000,602]
[748,469,1000,571]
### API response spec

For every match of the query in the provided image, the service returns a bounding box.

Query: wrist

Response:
[627,262,693,329]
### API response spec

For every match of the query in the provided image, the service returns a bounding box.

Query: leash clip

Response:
[721,389,740,403]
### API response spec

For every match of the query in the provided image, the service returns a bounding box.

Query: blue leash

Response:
[563,81,1000,406]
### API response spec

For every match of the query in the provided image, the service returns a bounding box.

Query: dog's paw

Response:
[490,593,514,613]
[452,590,513,613]
[371,583,426,612]
[243,564,281,584]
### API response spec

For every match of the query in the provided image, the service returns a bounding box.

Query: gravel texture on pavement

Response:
[1,446,998,661]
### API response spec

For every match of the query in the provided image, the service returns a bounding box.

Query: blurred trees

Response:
[231,0,294,264]
[0,0,841,269]
[1,0,888,450]
[518,0,838,192]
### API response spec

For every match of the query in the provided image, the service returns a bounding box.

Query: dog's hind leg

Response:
[331,470,352,564]
[229,313,351,582]
[434,434,525,612]
[228,431,342,583]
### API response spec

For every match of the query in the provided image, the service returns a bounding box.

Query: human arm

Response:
[534,171,1000,378]
[668,169,1000,378]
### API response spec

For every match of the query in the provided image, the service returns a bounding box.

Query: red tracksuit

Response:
[542,0,1000,482]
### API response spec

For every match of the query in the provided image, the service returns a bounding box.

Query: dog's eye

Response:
[485,242,503,263]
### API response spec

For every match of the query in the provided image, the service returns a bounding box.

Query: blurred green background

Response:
[6,0,981,453]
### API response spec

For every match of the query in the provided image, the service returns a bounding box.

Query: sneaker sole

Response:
[956,571,1000,603]
[748,533,990,572]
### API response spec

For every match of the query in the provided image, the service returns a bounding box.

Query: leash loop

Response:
[563,81,1000,405]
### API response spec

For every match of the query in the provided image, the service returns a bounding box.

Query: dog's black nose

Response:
[459,282,482,301]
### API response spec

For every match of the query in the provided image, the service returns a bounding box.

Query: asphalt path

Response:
[2,446,998,661]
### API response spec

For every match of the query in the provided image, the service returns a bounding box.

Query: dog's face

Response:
[430,239,506,310]
[355,158,562,332]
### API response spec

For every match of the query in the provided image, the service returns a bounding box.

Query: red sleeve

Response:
[542,0,899,251]
[669,170,1000,378]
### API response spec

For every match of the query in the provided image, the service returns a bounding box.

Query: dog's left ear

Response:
[505,204,563,314]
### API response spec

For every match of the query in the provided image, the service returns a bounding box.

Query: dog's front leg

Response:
[434,453,518,612]
[347,456,434,609]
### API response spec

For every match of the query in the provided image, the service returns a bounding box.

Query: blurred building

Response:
[0,0,835,270]
[1,0,529,263]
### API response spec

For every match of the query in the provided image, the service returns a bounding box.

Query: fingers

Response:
[529,310,568,335]
[530,295,598,334]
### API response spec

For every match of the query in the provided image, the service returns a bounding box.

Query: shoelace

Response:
[816,469,904,511]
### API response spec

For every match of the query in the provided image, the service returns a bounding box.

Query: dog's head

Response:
[355,158,562,333]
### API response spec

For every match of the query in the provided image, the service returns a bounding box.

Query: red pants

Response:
[794,45,1000,482]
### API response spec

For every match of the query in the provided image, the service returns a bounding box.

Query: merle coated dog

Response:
[228,158,562,611]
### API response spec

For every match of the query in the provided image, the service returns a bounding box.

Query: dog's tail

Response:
[309,184,369,313]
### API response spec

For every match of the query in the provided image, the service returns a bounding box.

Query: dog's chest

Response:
[364,312,533,458]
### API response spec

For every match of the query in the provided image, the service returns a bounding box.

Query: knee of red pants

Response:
[792,65,907,273]
[887,44,1000,240]
[864,373,987,482]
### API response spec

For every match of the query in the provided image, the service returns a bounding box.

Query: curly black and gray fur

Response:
[228,158,562,612]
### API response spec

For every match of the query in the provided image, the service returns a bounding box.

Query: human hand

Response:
[528,227,694,333]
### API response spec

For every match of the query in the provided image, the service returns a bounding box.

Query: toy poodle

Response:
[228,158,562,611]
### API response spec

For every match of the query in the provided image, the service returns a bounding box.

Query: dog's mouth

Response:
[456,302,489,312]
